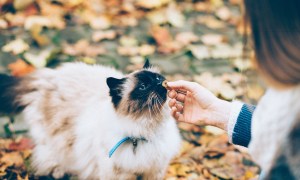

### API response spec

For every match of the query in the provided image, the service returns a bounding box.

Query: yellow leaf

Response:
[136,0,172,9]
[179,141,194,155]
[30,24,50,46]
[119,36,138,47]
[130,56,145,65]
[147,9,168,25]
[177,164,191,176]
[0,152,24,167]
[2,39,29,54]
[81,57,96,65]
[139,44,155,56]
[24,49,52,68]
[13,0,34,10]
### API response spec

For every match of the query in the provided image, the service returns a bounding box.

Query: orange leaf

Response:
[8,59,35,77]
[150,26,173,46]
[9,138,34,151]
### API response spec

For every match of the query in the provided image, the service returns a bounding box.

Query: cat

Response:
[0,60,181,179]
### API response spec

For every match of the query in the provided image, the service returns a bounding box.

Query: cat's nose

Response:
[156,77,165,85]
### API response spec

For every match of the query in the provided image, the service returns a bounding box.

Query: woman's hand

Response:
[167,80,231,131]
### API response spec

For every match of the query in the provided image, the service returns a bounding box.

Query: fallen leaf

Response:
[189,45,211,59]
[63,40,106,57]
[84,45,106,57]
[136,0,172,9]
[89,15,111,30]
[247,84,265,101]
[233,58,252,71]
[13,0,34,10]
[175,32,199,46]
[147,9,168,25]
[150,26,182,54]
[230,0,243,5]
[201,34,225,46]
[8,59,35,77]
[216,7,231,21]
[24,16,52,30]
[197,15,226,29]
[2,39,30,54]
[139,44,155,56]
[81,57,96,64]
[211,43,242,58]
[117,46,140,56]
[0,19,8,29]
[24,49,54,68]
[9,138,34,151]
[150,26,173,46]
[179,141,195,155]
[119,36,138,47]
[219,83,236,100]
[210,0,224,8]
[194,2,211,12]
[92,30,117,42]
[205,126,225,135]
[130,56,145,65]
[5,12,27,27]
[29,24,50,46]
[0,152,24,167]
[118,15,138,27]
[166,3,185,27]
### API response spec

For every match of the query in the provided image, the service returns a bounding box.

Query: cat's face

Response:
[107,60,167,120]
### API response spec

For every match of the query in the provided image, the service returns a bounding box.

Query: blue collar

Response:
[109,136,147,158]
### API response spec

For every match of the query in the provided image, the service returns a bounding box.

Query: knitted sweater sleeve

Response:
[227,101,256,147]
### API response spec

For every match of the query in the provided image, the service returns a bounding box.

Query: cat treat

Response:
[162,80,168,88]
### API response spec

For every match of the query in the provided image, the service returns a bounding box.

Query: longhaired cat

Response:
[0,60,181,179]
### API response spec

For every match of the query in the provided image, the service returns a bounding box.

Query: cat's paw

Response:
[52,167,65,179]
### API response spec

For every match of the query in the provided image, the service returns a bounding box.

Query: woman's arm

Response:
[167,80,254,147]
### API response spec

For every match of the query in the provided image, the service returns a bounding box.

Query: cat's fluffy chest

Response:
[74,101,180,173]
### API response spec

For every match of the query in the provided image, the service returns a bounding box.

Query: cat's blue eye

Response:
[156,76,160,81]
[139,83,146,90]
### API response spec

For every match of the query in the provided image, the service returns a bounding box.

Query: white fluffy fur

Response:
[21,63,181,179]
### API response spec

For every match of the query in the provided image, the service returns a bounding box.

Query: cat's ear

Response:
[143,58,151,69]
[106,77,125,90]
[106,77,126,108]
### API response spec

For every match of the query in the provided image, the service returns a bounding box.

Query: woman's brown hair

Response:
[244,0,300,86]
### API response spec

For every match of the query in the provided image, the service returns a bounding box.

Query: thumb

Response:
[167,80,197,93]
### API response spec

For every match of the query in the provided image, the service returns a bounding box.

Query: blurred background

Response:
[0,0,263,179]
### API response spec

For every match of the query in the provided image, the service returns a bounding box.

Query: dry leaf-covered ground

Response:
[0,0,263,179]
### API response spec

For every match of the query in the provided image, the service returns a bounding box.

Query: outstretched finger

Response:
[174,112,185,122]
[167,80,197,93]
[168,99,176,109]
[176,103,183,113]
[171,106,178,118]
[168,90,177,99]
[175,93,186,103]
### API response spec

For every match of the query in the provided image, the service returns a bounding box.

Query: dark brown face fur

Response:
[106,60,167,120]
